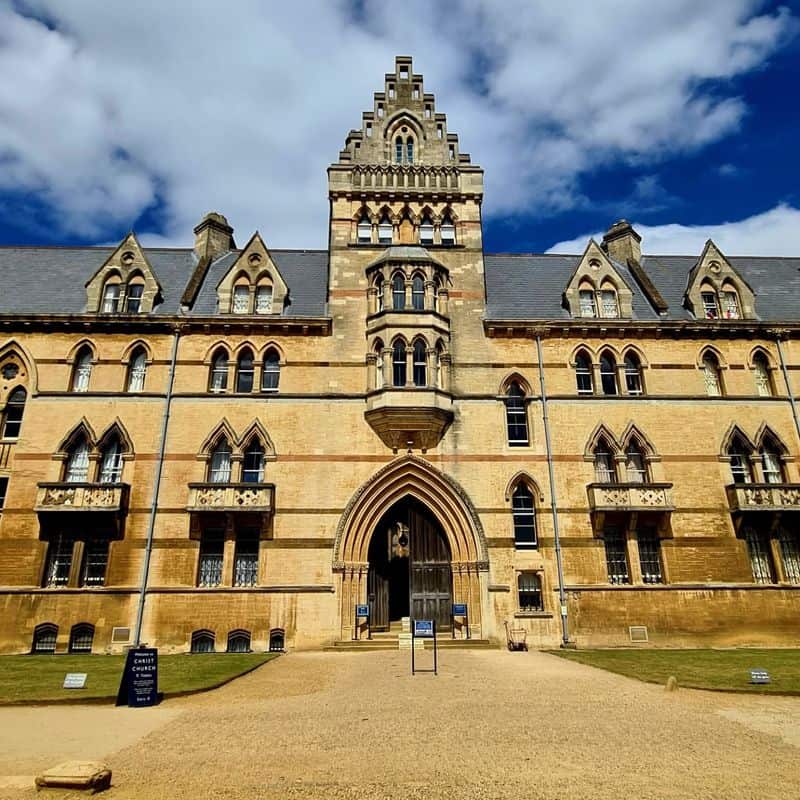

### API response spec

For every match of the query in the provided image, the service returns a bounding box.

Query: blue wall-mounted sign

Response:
[356,604,369,617]
[414,619,434,638]
[452,603,467,616]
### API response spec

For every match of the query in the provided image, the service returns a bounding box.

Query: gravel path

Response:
[3,649,799,799]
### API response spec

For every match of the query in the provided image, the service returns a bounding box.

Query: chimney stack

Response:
[193,212,235,261]
[602,219,641,265]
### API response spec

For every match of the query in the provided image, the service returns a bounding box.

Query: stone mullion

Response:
[426,348,436,388]
[222,515,236,588]
[424,280,435,310]
[68,540,85,588]
[405,344,413,387]
[770,536,787,583]
[626,515,643,584]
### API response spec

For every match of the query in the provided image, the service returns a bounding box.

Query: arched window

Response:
[32,623,58,654]
[505,382,529,446]
[269,628,285,652]
[579,286,597,318]
[242,439,265,483]
[599,285,619,318]
[623,353,643,395]
[374,340,385,390]
[440,214,455,246]
[392,273,405,310]
[432,277,442,313]
[227,630,251,653]
[406,137,414,164]
[374,274,384,313]
[702,352,723,396]
[255,282,273,315]
[101,279,121,313]
[69,623,94,654]
[2,387,26,439]
[65,438,90,483]
[395,136,403,164]
[232,280,250,314]
[753,352,773,397]
[99,435,123,483]
[420,215,434,245]
[411,274,425,311]
[236,348,254,393]
[208,438,232,483]
[625,443,648,483]
[378,212,393,245]
[127,347,147,392]
[700,284,719,319]
[728,436,753,484]
[575,351,593,395]
[357,211,372,244]
[191,630,215,653]
[262,349,280,392]
[126,277,145,313]
[760,438,784,484]
[721,284,741,319]
[594,441,616,483]
[392,340,407,387]
[209,349,229,393]
[71,346,93,392]
[518,572,543,610]
[512,484,537,548]
[412,340,427,387]
[599,353,618,395]
[435,341,445,389]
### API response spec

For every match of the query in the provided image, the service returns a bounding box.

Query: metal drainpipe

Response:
[775,335,800,445]
[133,326,181,647]
[536,334,570,647]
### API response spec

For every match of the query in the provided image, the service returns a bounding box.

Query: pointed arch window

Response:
[599,353,618,395]
[236,349,254,393]
[65,439,90,483]
[262,349,280,392]
[579,289,597,318]
[594,442,616,483]
[440,214,455,246]
[126,278,144,313]
[209,349,229,393]
[2,387,26,439]
[760,439,784,484]
[392,340,407,387]
[232,281,250,314]
[625,443,647,483]
[702,352,723,396]
[753,352,773,397]
[99,435,123,483]
[127,348,147,392]
[412,274,425,310]
[420,215,434,245]
[395,136,403,164]
[242,439,265,483]
[357,211,372,244]
[69,623,94,654]
[728,437,753,484]
[255,283,273,314]
[721,287,740,319]
[378,213,393,245]
[392,273,405,310]
[406,138,414,164]
[412,340,427,387]
[623,353,643,395]
[575,351,593,395]
[71,347,93,392]
[505,382,529,446]
[101,280,120,313]
[600,287,619,318]
[512,483,537,548]
[701,287,719,319]
[208,439,232,483]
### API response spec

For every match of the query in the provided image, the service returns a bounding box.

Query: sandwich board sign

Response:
[116,647,159,707]
[411,619,438,675]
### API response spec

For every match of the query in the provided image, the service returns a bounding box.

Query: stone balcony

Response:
[726,483,800,513]
[587,482,674,534]
[35,482,129,513]
[187,483,275,513]
[365,388,454,451]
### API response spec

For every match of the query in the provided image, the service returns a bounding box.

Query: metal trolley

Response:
[504,620,528,652]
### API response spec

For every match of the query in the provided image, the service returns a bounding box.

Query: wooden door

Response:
[409,507,452,629]
[368,566,389,630]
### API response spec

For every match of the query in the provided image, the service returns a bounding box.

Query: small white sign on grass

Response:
[63,673,87,689]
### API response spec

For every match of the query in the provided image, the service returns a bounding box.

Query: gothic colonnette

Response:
[0,57,798,655]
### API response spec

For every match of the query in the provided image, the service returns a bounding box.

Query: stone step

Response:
[325,638,495,652]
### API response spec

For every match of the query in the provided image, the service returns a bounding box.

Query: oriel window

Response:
[392,340,407,387]
[412,274,425,310]
[392,274,405,310]
[412,340,427,387]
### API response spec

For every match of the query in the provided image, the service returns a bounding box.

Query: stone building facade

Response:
[1,56,799,654]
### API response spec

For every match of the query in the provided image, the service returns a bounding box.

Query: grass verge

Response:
[0,653,277,704]
[548,648,800,694]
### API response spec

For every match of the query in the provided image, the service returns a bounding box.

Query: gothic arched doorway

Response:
[367,497,452,630]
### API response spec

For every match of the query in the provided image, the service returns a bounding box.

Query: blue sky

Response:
[1,1,799,255]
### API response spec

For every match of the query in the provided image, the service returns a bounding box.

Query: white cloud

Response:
[0,1,795,246]
[546,203,800,256]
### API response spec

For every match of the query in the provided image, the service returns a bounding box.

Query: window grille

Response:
[198,533,224,587]
[255,286,273,314]
[412,340,427,387]
[701,291,719,319]
[604,529,630,584]
[575,354,593,394]
[210,352,228,392]
[233,533,259,587]
[125,283,144,313]
[232,285,249,314]
[779,529,800,584]
[722,291,740,319]
[65,441,90,483]
[32,624,57,654]
[600,290,618,318]
[625,446,647,483]
[2,387,26,438]
[262,350,280,392]
[191,631,215,653]
[236,351,254,393]
[378,217,392,244]
[227,631,251,653]
[44,534,74,587]
[753,356,772,396]
[99,439,123,483]
[101,283,120,313]
[357,216,372,243]
[69,624,94,653]
[637,528,663,584]
[624,356,643,395]
[594,448,616,483]
[208,441,232,483]
[518,572,543,611]
[392,274,405,310]
[512,485,537,548]
[128,350,147,392]
[412,275,425,310]
[72,350,93,392]
[579,291,597,318]
[745,529,774,584]
[599,355,617,395]
[505,384,528,446]
[392,341,407,386]
[0,477,7,509]
[440,217,455,245]
[269,628,285,652]
[703,355,722,396]
[81,539,109,587]
[242,442,265,483]
[761,449,783,484]
[420,218,434,245]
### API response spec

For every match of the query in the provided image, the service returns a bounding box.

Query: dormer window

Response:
[255,283,273,314]
[600,288,619,318]
[579,290,597,318]
[232,283,249,314]
[101,281,120,313]
[722,288,740,319]
[701,290,719,320]
[126,280,144,313]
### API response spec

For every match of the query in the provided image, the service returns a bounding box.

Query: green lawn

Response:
[549,648,800,694]
[0,653,277,704]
